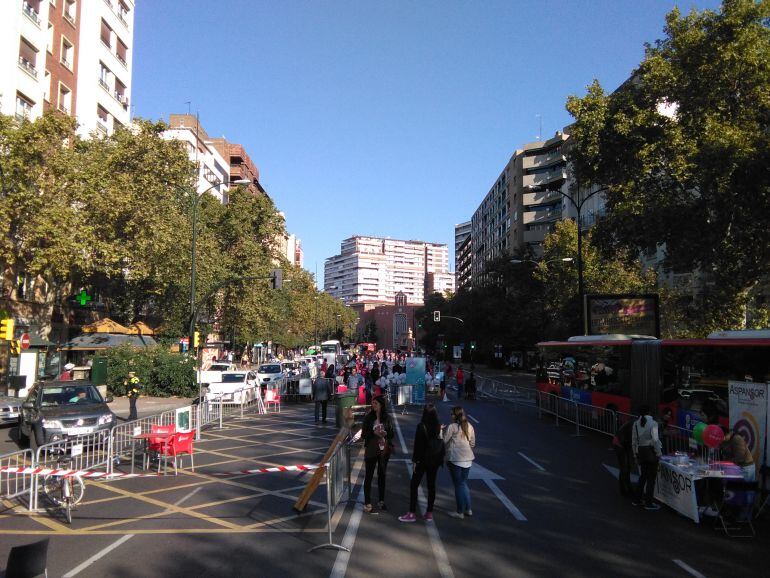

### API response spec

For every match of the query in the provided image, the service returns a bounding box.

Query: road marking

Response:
[467,415,479,424]
[486,479,527,521]
[517,452,545,471]
[673,559,707,578]
[394,413,454,578]
[62,487,202,577]
[329,479,364,578]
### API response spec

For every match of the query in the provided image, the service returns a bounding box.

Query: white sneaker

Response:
[464,509,473,517]
[447,511,464,520]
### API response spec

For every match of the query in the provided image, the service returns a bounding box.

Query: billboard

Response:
[584,294,660,337]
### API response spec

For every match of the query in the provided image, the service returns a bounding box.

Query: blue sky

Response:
[132,0,721,287]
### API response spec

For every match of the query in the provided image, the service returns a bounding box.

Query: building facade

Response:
[325,236,451,306]
[454,221,471,280]
[0,0,134,136]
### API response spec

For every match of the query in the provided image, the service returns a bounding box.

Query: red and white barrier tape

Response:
[0,464,319,480]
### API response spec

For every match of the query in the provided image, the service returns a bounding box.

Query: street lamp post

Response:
[188,179,250,350]
[551,181,609,334]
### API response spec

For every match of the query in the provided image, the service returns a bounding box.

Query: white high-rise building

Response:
[76,0,135,137]
[0,0,135,136]
[325,236,451,305]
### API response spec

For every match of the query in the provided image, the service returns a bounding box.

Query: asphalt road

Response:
[0,381,767,577]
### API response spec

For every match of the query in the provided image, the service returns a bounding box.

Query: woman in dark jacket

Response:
[399,403,444,523]
[362,395,394,513]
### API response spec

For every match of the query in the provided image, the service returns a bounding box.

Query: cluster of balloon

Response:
[693,422,725,448]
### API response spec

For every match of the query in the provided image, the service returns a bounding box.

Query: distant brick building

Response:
[352,292,418,352]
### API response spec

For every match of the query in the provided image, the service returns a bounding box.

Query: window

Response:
[60,36,73,69]
[117,1,129,25]
[116,39,127,65]
[96,105,109,133]
[114,78,127,107]
[46,23,53,53]
[22,0,41,25]
[99,62,110,90]
[15,92,34,121]
[64,0,76,24]
[100,19,112,48]
[58,83,71,114]
[18,37,38,77]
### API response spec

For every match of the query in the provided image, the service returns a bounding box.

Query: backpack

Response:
[423,424,446,466]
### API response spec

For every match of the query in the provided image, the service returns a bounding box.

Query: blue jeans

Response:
[448,462,471,513]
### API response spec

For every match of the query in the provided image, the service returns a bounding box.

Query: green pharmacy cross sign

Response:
[76,290,92,306]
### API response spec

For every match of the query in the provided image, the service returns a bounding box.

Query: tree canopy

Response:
[566,0,770,332]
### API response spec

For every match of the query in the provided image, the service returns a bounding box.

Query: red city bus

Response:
[536,330,770,429]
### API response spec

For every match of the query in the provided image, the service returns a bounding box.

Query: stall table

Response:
[656,457,743,523]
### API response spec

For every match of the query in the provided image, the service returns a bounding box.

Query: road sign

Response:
[19,333,30,350]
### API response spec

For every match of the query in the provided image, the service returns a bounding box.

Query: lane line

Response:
[485,480,527,521]
[394,414,454,578]
[517,451,546,471]
[673,559,707,578]
[329,480,364,578]
[467,415,479,424]
[62,487,202,577]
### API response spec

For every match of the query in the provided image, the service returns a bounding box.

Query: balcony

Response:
[22,2,41,25]
[523,189,562,206]
[103,0,113,7]
[61,58,71,70]
[116,53,127,66]
[117,11,127,27]
[58,103,70,115]
[522,150,566,170]
[96,121,108,134]
[523,208,561,225]
[63,11,75,25]
[18,56,38,78]
[522,169,567,189]
[99,78,110,91]
[523,229,548,244]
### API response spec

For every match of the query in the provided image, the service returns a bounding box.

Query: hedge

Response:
[100,345,197,398]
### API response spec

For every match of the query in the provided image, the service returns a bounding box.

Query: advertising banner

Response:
[585,294,659,337]
[406,357,426,405]
[728,381,768,466]
[176,406,192,433]
[655,461,700,523]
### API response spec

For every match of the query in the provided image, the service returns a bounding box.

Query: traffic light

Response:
[193,331,200,348]
[470,341,476,350]
[1,318,14,341]
[433,311,440,322]
[10,340,21,355]
[271,269,282,289]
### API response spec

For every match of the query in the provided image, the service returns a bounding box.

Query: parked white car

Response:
[206,370,258,404]
[257,363,285,391]
[198,362,237,387]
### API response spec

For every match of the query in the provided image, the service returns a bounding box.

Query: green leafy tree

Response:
[566,0,770,334]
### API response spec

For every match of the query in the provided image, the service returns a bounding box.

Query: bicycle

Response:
[42,456,85,524]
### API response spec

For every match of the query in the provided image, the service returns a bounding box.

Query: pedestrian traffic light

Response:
[433,311,440,322]
[193,331,200,348]
[10,340,21,355]
[1,318,14,341]
[271,269,283,290]
[470,341,476,349]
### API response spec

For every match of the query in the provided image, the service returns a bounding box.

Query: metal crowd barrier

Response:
[310,432,352,553]
[0,449,34,506]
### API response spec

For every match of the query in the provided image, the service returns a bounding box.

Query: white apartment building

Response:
[285,234,304,268]
[163,115,231,201]
[77,0,135,137]
[325,236,451,306]
[0,0,134,136]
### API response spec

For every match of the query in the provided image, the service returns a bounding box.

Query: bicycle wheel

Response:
[64,497,72,525]
[42,475,64,506]
[69,476,85,506]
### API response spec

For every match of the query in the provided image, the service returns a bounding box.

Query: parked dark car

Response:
[19,381,115,449]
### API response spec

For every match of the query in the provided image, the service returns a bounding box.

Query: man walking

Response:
[312,374,332,423]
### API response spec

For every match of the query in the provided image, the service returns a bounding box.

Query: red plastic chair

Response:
[157,432,195,475]
[265,388,281,412]
[144,424,175,470]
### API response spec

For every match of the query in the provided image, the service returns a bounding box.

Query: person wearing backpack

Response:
[399,404,445,523]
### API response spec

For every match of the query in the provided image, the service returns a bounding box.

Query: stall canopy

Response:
[61,333,157,351]
[63,317,157,350]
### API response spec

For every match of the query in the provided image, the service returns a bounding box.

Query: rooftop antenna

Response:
[185,101,191,116]
[536,114,542,141]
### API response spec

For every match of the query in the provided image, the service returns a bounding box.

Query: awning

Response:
[60,333,158,351]
[81,318,131,334]
[128,321,155,335]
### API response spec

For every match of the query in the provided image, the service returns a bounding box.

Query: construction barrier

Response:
[0,463,319,480]
[0,449,34,506]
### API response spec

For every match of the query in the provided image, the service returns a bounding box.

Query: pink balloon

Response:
[703,424,725,449]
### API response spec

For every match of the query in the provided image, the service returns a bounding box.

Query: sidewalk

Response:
[109,396,194,421]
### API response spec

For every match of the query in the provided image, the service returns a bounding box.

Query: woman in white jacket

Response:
[443,406,476,519]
